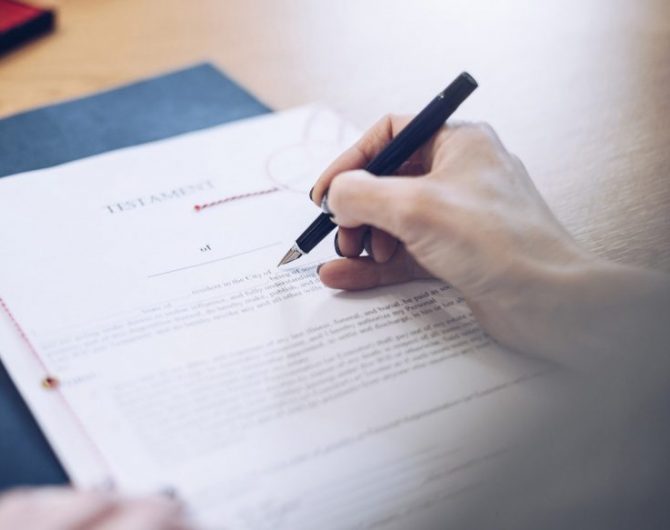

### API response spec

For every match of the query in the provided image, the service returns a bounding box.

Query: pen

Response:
[278,72,478,267]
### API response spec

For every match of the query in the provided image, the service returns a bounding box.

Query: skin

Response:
[0,488,192,530]
[311,115,670,370]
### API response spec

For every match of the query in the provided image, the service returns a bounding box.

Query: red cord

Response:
[193,186,280,212]
[0,296,115,485]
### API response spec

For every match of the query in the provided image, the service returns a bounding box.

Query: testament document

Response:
[0,106,547,529]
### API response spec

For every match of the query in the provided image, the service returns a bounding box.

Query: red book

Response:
[0,0,55,53]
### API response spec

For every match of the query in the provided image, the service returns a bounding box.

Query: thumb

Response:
[326,170,421,240]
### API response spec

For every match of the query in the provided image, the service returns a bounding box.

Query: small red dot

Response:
[41,376,59,389]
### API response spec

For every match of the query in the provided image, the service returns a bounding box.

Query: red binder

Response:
[0,0,55,53]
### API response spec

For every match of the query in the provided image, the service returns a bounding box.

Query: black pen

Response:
[278,72,478,267]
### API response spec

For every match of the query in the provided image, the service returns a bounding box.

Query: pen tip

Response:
[277,244,303,267]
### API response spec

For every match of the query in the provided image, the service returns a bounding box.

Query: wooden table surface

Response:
[2,0,669,270]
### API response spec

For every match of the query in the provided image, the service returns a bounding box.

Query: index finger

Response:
[311,114,413,206]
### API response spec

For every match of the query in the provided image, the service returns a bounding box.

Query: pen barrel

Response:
[296,213,337,253]
[365,72,478,176]
[295,72,477,256]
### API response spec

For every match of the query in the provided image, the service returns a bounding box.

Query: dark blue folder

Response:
[0,63,270,488]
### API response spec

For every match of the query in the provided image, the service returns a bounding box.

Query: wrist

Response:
[475,250,612,368]
[492,251,670,370]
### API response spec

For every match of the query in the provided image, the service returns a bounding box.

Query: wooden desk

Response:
[2,0,668,270]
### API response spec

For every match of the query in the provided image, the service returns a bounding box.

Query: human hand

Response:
[311,115,600,360]
[0,487,193,530]
[311,114,670,525]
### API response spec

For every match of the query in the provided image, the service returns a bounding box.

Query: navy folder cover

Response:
[0,63,270,488]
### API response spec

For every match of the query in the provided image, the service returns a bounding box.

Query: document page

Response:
[0,106,547,529]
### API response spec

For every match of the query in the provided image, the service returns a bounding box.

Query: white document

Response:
[0,106,547,529]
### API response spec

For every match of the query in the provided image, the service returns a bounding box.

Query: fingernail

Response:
[309,186,314,201]
[316,263,324,275]
[334,232,343,257]
[320,192,331,215]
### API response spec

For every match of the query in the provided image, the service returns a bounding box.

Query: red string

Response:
[264,107,348,193]
[0,296,115,486]
[0,297,50,373]
[194,108,351,212]
[193,187,280,212]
